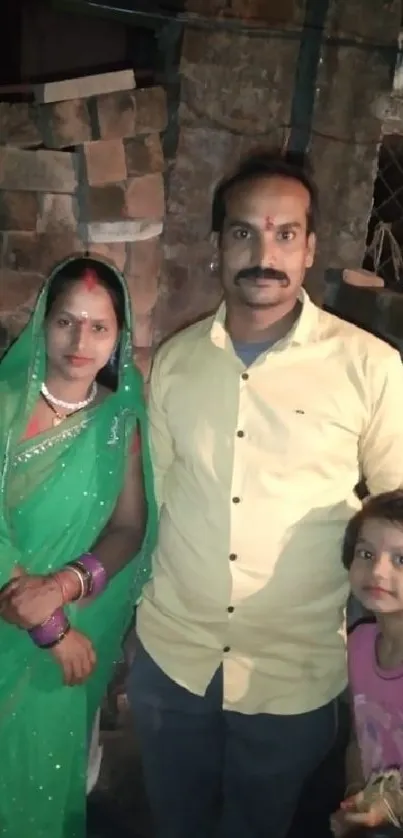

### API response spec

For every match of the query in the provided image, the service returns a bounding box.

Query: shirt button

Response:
[241,372,249,380]
[236,430,244,438]
[227,606,234,613]
[223,646,231,653]
[232,496,240,504]
[229,553,237,561]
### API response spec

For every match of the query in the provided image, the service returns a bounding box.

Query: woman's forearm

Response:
[0,511,147,626]
[91,521,147,579]
[55,522,146,601]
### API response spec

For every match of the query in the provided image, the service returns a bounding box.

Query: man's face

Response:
[219,175,316,310]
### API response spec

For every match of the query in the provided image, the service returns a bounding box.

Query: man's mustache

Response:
[234,267,290,286]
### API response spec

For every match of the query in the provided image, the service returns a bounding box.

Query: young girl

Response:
[332,490,403,837]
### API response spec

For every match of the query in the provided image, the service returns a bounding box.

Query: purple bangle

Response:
[28,608,70,649]
[77,553,108,599]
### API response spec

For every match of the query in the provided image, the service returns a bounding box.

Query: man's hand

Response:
[50,629,97,686]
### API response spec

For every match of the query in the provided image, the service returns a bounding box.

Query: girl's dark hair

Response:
[212,149,319,238]
[342,489,403,570]
[45,256,126,391]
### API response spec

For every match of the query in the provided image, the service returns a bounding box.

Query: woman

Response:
[0,255,156,837]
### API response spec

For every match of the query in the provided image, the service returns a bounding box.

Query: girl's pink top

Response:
[348,622,403,780]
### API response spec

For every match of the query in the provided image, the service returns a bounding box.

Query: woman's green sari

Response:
[0,258,156,837]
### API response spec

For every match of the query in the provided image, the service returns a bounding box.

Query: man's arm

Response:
[359,348,403,495]
[148,350,174,509]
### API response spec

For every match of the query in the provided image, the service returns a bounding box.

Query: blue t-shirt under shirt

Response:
[232,339,274,366]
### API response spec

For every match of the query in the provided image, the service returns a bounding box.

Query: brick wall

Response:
[0,71,167,381]
[1,3,401,372]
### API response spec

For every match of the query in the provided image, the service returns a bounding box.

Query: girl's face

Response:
[350,517,403,613]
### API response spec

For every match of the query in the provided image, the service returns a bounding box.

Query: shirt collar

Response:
[210,288,319,351]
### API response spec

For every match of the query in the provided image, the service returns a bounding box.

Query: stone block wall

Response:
[0,73,168,381]
[154,0,401,340]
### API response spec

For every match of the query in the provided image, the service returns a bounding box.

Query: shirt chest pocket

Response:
[254,405,361,477]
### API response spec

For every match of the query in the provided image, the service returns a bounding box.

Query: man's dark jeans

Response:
[128,640,340,838]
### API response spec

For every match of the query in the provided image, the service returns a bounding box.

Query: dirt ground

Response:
[87,697,152,838]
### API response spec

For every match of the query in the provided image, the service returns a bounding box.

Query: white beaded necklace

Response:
[41,381,97,417]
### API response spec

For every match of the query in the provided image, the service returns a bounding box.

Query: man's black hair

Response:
[211,149,319,237]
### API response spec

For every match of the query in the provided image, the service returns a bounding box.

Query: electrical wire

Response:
[61,0,400,54]
[53,0,403,147]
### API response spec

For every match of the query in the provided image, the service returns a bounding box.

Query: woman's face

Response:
[45,280,119,383]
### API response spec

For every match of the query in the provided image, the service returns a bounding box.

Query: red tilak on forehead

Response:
[81,269,99,291]
[264,216,274,230]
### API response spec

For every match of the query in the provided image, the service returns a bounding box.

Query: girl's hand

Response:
[331,791,389,835]
[0,569,64,629]
[50,629,96,686]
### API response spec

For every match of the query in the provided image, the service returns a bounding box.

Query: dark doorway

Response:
[363,134,403,290]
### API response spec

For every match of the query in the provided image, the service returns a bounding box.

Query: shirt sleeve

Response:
[359,347,403,495]
[148,349,174,509]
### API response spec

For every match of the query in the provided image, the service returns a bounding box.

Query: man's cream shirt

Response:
[137,290,403,714]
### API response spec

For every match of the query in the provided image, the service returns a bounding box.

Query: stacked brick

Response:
[0,70,167,379]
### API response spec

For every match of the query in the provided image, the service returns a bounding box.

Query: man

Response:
[129,150,403,838]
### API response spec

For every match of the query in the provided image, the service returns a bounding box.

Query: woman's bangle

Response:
[28,608,70,649]
[68,560,93,597]
[53,566,85,604]
[65,554,108,600]
[80,553,108,597]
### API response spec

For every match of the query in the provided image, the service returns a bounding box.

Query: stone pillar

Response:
[156,1,304,339]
